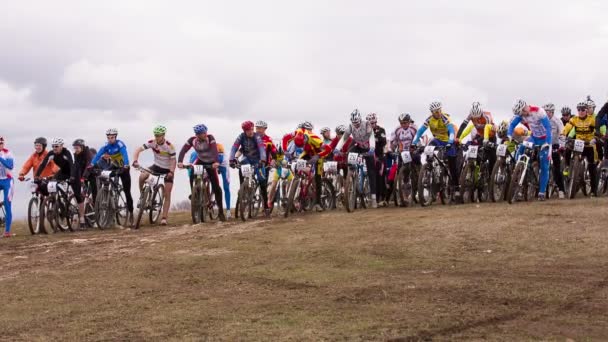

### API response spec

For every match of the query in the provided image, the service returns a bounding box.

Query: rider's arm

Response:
[177,138,193,164]
[90,145,106,166]
[458,122,474,142]
[208,134,220,163]
[118,141,129,166]
[541,115,552,144]
[35,152,52,178]
[368,124,376,150]
[255,134,267,162]
[132,145,145,165]
[335,126,352,151]
[456,117,471,139]
[447,122,455,144]
[229,135,241,161]
[507,116,521,138]
[483,124,493,142]
[412,124,428,145]
[19,154,34,177]
[595,102,608,135]
[0,152,14,170]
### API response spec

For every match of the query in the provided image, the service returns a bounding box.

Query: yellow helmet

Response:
[217,143,225,153]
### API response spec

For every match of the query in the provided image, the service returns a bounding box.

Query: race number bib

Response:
[401,151,412,164]
[30,181,38,193]
[100,170,113,179]
[347,153,358,165]
[47,181,58,193]
[467,145,478,159]
[574,139,585,152]
[424,146,435,156]
[523,141,534,149]
[192,165,205,176]
[296,159,308,171]
[241,164,253,177]
[496,144,507,157]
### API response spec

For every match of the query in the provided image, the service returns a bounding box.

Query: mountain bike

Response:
[134,167,165,229]
[322,161,338,210]
[41,180,78,232]
[565,139,592,199]
[285,159,334,217]
[343,153,371,212]
[95,169,129,229]
[393,150,419,207]
[268,162,293,217]
[507,141,541,204]
[489,143,515,202]
[417,145,454,207]
[460,142,493,203]
[236,163,263,221]
[23,178,44,234]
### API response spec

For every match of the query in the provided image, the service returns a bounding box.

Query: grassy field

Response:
[1,199,608,341]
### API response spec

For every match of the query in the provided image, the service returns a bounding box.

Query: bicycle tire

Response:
[27,197,41,235]
[459,161,475,204]
[418,167,434,207]
[149,184,164,224]
[201,180,209,223]
[135,188,149,229]
[568,157,581,199]
[284,177,300,218]
[489,158,506,202]
[238,181,250,221]
[344,171,357,212]
[508,162,525,204]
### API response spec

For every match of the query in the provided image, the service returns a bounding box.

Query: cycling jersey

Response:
[458,112,496,141]
[19,150,58,179]
[508,106,552,142]
[390,125,418,152]
[143,139,176,170]
[91,140,129,167]
[178,135,219,164]
[372,126,387,158]
[282,129,332,159]
[414,113,455,144]
[563,115,595,142]
[72,146,93,179]
[36,148,73,180]
[0,148,13,234]
[260,134,277,164]
[339,122,375,150]
[229,132,266,163]
[0,148,14,180]
[594,101,608,135]
[548,115,564,145]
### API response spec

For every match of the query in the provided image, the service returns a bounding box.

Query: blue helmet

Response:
[193,124,208,134]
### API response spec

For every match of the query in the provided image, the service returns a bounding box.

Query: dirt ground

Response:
[1,199,608,341]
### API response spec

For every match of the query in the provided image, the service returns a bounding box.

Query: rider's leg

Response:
[585,146,598,195]
[219,166,231,211]
[552,147,565,192]
[0,179,13,234]
[256,167,269,210]
[71,179,85,222]
[538,144,551,195]
[208,168,225,220]
[162,173,174,220]
[138,171,149,192]
[120,171,134,213]
[364,154,377,197]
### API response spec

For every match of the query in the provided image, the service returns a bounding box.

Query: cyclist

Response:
[367,113,389,206]
[330,125,349,178]
[561,106,572,126]
[229,121,269,216]
[387,113,419,200]
[413,101,460,196]
[0,136,14,238]
[132,125,176,226]
[188,143,231,218]
[507,99,553,201]
[594,97,608,164]
[320,127,332,145]
[544,103,565,199]
[177,124,226,222]
[497,120,529,153]
[282,126,332,211]
[71,139,94,229]
[562,101,598,197]
[335,109,378,208]
[457,102,498,174]
[90,128,134,224]
[18,137,58,181]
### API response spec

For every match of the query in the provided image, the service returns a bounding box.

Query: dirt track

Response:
[1,199,608,341]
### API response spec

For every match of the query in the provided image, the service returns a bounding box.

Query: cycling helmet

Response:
[470,102,483,118]
[300,121,314,130]
[586,95,596,109]
[34,137,47,147]
[72,139,85,147]
[429,101,442,112]
[350,109,362,124]
[241,121,254,131]
[255,120,268,128]
[561,106,572,115]
[0,136,4,143]
[576,102,588,111]
[498,120,509,136]
[398,113,412,123]
[543,103,555,112]
[366,112,378,124]
[217,143,225,154]
[105,128,118,135]
[193,124,208,134]
[153,125,167,135]
[320,127,331,134]
[335,125,347,135]
[512,99,527,115]
[51,137,64,146]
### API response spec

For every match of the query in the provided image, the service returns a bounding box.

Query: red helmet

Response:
[241,121,254,131]
[294,133,306,147]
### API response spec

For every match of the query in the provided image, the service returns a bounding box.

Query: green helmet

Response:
[153,125,167,135]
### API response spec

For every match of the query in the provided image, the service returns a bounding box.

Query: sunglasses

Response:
[577,108,587,111]
[52,145,62,148]
[154,134,165,138]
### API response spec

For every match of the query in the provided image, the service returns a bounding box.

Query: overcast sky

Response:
[1,0,607,218]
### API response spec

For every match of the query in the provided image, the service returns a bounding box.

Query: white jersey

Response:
[340,121,375,150]
[520,106,550,139]
[390,125,418,152]
[143,140,176,170]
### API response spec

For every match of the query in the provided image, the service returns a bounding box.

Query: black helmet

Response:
[72,138,86,147]
[34,137,47,147]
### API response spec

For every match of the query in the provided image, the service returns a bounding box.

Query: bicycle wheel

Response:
[598,168,608,196]
[201,181,209,223]
[418,167,434,207]
[54,194,72,232]
[581,167,591,197]
[250,182,263,218]
[275,179,289,216]
[360,175,370,209]
[27,197,41,235]
[190,181,202,224]
[334,174,344,210]
[507,162,525,204]
[95,188,112,229]
[525,164,539,201]
[84,193,97,228]
[478,164,490,203]
[149,184,164,224]
[459,161,475,204]
[568,157,581,199]
[320,178,335,210]
[0,203,4,230]
[489,159,507,202]
[397,165,413,207]
[343,171,357,212]
[284,177,300,218]
[238,181,251,221]
[439,172,453,205]
[66,194,80,231]
[115,190,128,227]
[41,197,57,234]
[208,191,219,221]
[135,188,149,229]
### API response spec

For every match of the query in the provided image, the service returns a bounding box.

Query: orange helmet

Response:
[513,126,526,137]
[217,143,224,153]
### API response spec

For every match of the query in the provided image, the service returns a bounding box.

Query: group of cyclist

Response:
[1,95,607,237]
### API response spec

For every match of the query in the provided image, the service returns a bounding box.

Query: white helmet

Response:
[543,103,555,112]
[300,121,313,130]
[350,109,362,124]
[335,125,347,135]
[320,126,331,134]
[429,101,442,113]
[470,102,483,118]
[51,137,64,146]
[366,112,378,124]
[106,128,118,135]
[398,113,412,123]
[586,95,596,109]
[255,120,268,128]
[512,99,527,115]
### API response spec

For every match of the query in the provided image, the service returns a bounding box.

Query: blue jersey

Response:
[91,140,129,167]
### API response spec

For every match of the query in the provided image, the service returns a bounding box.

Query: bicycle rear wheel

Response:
[507,162,525,204]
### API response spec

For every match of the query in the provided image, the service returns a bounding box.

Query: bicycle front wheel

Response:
[27,197,41,235]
